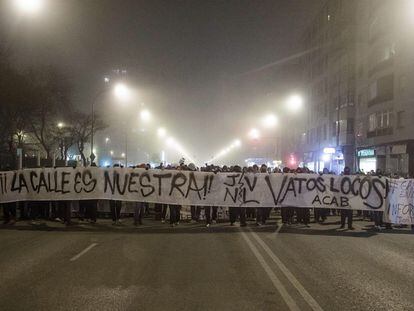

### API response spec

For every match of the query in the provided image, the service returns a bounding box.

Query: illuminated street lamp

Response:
[114,83,131,102]
[57,122,64,129]
[157,127,167,138]
[90,82,131,164]
[262,114,278,128]
[166,137,175,147]
[105,137,110,144]
[286,94,303,112]
[14,0,44,15]
[248,128,261,140]
[232,139,242,148]
[140,109,151,122]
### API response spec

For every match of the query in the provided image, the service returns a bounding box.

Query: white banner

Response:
[0,168,388,212]
[384,179,414,225]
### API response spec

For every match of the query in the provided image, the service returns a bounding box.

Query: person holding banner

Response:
[340,167,354,230]
[228,165,247,227]
[256,165,270,226]
[110,164,123,225]
[168,204,181,226]
[57,200,72,226]
[2,202,16,225]
[110,200,122,225]
[190,205,201,222]
[134,202,145,226]
[84,200,98,224]
[204,206,218,227]
[161,204,168,224]
[1,167,16,225]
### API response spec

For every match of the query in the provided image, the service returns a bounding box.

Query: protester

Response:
[2,202,16,225]
[339,166,354,230]
[2,161,413,233]
[256,164,269,226]
[227,165,247,227]
[134,201,145,226]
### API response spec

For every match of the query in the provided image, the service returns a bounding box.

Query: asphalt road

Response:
[0,216,413,311]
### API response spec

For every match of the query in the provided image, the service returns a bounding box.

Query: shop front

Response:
[357,143,412,176]
[357,148,376,173]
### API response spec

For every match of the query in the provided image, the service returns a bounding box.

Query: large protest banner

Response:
[0,167,388,212]
[384,179,414,225]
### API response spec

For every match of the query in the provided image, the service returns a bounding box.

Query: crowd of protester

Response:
[1,161,413,232]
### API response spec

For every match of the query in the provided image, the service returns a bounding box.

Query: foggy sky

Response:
[1,0,323,164]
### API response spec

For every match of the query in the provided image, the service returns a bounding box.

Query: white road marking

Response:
[250,230,324,311]
[240,231,300,311]
[70,243,98,262]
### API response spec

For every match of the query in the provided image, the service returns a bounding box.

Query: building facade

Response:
[354,0,414,177]
[299,0,414,176]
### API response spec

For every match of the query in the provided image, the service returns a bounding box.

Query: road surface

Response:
[0,216,413,310]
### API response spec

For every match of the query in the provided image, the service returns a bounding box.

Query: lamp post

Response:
[90,88,108,164]
[283,94,304,166]
[124,107,151,167]
[90,82,130,165]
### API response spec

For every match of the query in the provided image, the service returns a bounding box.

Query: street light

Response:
[248,128,261,140]
[14,0,44,14]
[262,114,278,128]
[286,94,303,112]
[57,122,64,129]
[157,127,166,138]
[90,82,131,165]
[232,139,242,148]
[114,83,131,102]
[140,109,151,122]
[166,137,175,147]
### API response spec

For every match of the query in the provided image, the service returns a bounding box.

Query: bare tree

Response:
[71,111,106,166]
[55,125,76,161]
[25,66,73,158]
[0,55,33,157]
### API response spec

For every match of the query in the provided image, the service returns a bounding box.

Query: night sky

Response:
[1,0,323,163]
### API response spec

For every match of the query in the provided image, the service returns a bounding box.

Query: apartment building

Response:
[300,0,414,176]
[354,0,414,177]
[300,0,358,173]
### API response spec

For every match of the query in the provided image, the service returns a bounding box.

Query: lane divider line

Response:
[70,243,98,262]
[250,230,324,311]
[240,231,300,311]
